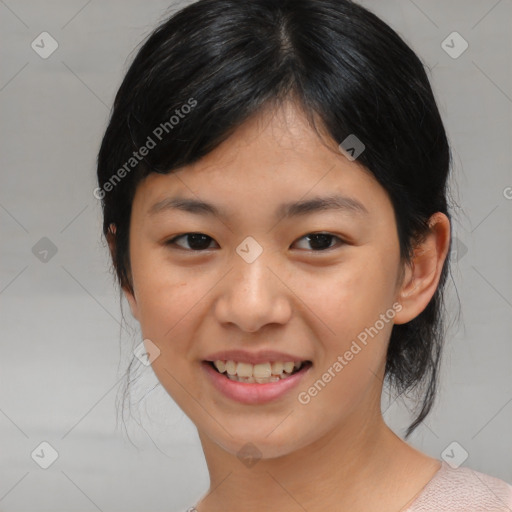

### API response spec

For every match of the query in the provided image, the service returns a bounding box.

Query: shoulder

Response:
[404,461,512,512]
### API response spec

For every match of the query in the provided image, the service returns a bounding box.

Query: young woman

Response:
[96,1,512,510]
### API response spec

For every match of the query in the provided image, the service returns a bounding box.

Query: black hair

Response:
[97,0,454,439]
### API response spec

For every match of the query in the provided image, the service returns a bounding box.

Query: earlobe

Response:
[394,212,451,325]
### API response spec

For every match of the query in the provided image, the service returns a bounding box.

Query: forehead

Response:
[132,102,391,220]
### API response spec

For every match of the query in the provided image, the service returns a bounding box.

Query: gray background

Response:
[0,0,511,510]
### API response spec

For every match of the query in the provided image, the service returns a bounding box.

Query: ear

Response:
[107,223,140,320]
[394,212,451,325]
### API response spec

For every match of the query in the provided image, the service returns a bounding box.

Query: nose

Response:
[213,251,292,333]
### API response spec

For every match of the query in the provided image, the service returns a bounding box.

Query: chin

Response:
[203,420,317,461]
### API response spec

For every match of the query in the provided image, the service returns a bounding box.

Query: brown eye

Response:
[293,233,344,251]
[166,233,217,251]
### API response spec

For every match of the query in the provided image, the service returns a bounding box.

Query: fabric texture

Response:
[403,460,512,511]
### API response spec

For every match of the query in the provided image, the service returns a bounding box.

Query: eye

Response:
[166,233,217,251]
[165,232,345,252]
[293,232,344,251]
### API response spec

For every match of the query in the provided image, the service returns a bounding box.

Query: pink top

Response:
[403,460,512,511]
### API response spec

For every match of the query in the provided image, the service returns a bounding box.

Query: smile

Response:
[202,359,313,404]
[209,360,309,383]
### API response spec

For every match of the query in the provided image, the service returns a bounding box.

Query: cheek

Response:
[303,251,397,396]
[137,281,194,341]
[307,252,397,335]
[129,249,198,342]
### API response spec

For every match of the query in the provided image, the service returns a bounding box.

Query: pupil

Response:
[188,234,211,250]
[308,234,332,250]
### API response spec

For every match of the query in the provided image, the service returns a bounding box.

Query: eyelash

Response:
[165,232,346,253]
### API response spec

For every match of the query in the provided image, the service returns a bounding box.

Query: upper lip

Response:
[203,350,311,365]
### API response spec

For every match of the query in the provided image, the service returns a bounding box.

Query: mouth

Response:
[204,359,313,384]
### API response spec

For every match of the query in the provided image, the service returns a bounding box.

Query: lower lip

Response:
[202,362,311,405]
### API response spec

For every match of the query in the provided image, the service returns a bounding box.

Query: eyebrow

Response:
[148,194,369,220]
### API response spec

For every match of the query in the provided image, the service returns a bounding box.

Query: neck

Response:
[195,393,408,511]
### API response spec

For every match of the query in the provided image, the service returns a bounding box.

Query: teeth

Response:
[253,363,272,379]
[229,374,281,383]
[271,362,284,374]
[214,360,226,373]
[225,360,237,375]
[236,362,253,378]
[255,376,279,383]
[212,359,305,381]
[283,362,294,373]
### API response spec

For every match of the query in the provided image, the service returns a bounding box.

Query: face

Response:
[123,102,410,460]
